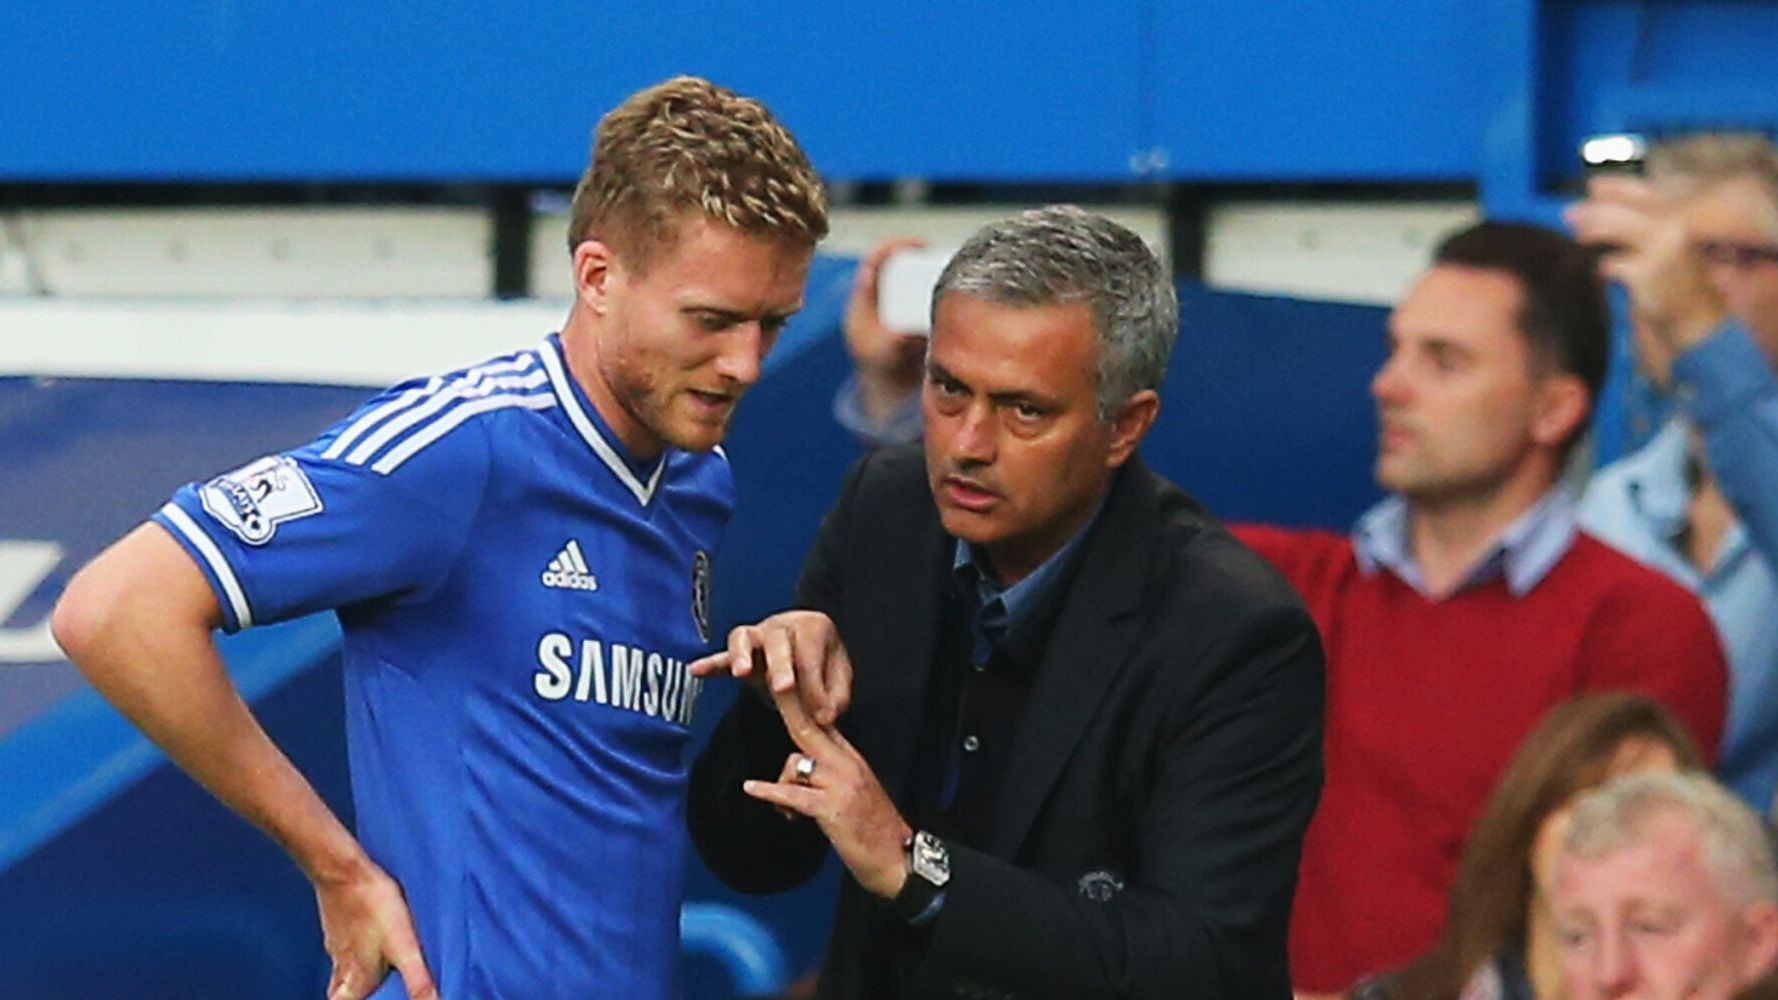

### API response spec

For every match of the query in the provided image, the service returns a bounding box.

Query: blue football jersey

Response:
[154,334,731,999]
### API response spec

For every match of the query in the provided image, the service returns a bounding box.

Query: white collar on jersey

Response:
[537,337,666,507]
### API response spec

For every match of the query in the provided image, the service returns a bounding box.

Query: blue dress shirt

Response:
[953,517,1093,663]
[1581,320,1778,810]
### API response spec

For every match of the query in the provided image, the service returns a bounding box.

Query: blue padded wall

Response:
[5,1,1772,192]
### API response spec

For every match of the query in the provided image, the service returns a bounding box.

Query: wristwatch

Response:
[892,829,951,924]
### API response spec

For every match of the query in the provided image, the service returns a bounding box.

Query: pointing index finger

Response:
[687,650,733,677]
[727,625,761,682]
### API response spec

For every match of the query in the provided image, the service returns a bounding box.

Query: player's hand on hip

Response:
[315,857,438,1000]
[689,610,853,725]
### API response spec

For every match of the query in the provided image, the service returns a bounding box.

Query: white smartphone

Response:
[877,247,956,334]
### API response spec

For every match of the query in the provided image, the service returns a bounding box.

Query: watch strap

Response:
[892,830,950,923]
[892,866,946,923]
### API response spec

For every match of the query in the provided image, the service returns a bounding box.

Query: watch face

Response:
[911,831,951,887]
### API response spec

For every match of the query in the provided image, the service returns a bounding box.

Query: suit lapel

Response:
[990,458,1165,858]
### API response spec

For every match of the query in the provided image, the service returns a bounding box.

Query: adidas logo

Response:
[542,540,599,592]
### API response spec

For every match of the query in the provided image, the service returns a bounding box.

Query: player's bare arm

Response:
[51,523,438,1000]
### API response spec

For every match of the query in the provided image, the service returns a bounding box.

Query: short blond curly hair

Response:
[567,76,828,269]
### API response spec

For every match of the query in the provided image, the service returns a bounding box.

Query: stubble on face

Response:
[1370,265,1548,505]
[603,340,708,450]
[588,217,810,457]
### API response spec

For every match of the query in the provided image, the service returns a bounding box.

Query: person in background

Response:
[1549,771,1778,1000]
[1235,221,1728,997]
[834,236,931,446]
[1569,133,1778,814]
[1366,693,1703,1000]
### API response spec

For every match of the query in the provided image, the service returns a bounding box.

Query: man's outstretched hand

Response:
[690,609,853,727]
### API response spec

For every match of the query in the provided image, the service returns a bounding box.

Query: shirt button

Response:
[962,735,980,752]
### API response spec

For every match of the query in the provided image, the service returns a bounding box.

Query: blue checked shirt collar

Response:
[953,503,1099,661]
[1352,488,1579,599]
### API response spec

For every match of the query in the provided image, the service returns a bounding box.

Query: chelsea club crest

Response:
[691,551,711,644]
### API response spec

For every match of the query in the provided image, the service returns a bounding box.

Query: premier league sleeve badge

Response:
[198,455,324,545]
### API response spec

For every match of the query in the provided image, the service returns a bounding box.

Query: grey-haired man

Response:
[687,206,1324,999]
[1551,771,1778,1000]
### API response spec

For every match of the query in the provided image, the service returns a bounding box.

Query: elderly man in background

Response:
[1570,133,1778,814]
[1550,770,1778,1000]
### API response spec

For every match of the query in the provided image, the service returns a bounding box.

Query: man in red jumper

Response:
[1235,221,1729,996]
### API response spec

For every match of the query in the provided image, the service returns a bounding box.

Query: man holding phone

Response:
[1570,132,1778,814]
[833,237,942,446]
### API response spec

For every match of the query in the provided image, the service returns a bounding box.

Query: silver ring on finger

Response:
[793,754,817,784]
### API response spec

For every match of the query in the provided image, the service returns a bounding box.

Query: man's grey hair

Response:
[933,205,1179,420]
[1561,770,1778,909]
[1646,132,1778,230]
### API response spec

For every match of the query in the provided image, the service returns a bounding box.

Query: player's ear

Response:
[572,239,618,314]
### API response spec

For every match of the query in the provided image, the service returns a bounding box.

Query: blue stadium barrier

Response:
[10,0,1771,200]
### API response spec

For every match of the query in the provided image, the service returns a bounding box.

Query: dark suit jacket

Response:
[689,446,1324,1000]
